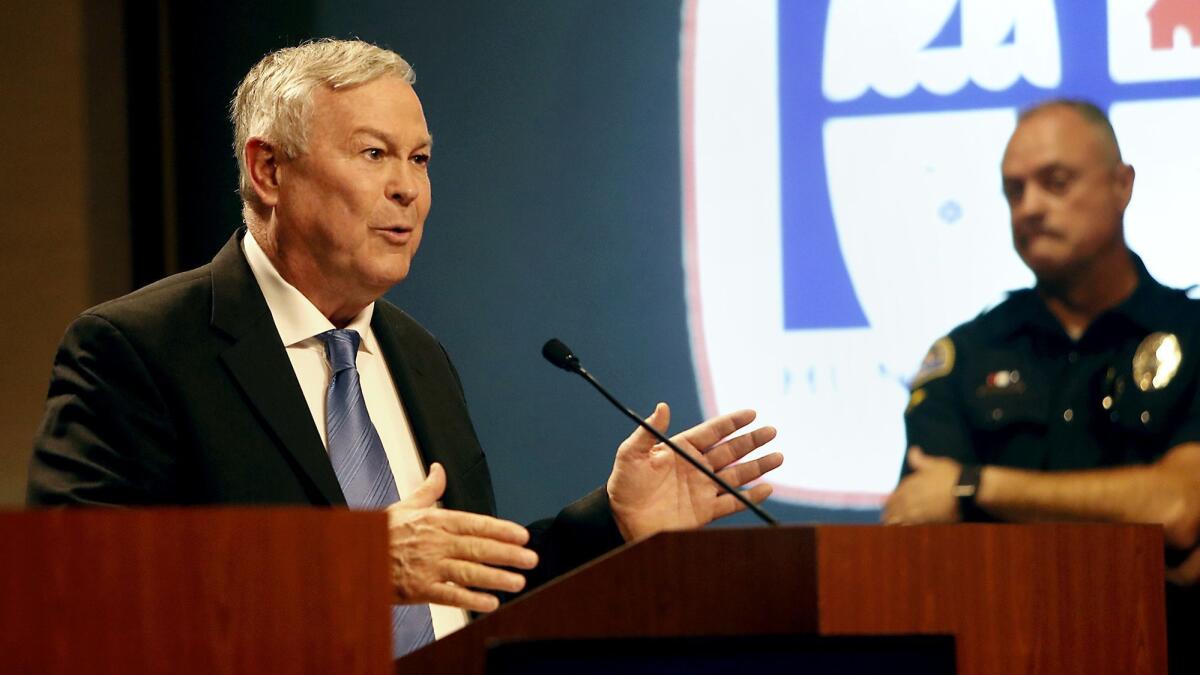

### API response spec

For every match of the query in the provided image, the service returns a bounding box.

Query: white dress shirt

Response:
[242,231,467,638]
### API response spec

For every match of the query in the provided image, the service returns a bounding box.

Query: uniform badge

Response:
[910,336,955,390]
[1133,332,1182,392]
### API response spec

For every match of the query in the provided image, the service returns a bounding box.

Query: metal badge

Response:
[1133,332,1182,392]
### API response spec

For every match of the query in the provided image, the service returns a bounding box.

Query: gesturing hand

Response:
[385,463,538,612]
[606,403,782,541]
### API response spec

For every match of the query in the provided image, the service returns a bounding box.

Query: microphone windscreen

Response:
[542,339,580,372]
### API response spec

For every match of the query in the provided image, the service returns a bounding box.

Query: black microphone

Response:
[541,339,581,373]
[541,338,778,526]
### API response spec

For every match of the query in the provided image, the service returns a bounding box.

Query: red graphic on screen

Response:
[1148,0,1200,49]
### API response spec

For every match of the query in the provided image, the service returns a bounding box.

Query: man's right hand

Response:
[385,463,538,612]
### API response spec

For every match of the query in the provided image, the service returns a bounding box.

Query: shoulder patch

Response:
[905,387,927,414]
[910,336,955,390]
[1186,285,1200,301]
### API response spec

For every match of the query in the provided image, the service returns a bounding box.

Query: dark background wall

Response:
[4,1,875,524]
[0,1,130,505]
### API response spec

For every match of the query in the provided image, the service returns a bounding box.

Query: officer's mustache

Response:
[1013,219,1062,243]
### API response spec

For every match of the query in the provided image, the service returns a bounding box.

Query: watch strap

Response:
[954,464,985,521]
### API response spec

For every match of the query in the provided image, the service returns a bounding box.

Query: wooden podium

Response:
[0,512,1167,674]
[401,523,1167,675]
[0,509,394,675]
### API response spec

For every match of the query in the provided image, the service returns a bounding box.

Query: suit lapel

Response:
[372,306,488,513]
[371,309,434,467]
[208,231,346,506]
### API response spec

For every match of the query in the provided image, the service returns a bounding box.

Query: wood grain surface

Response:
[0,508,392,675]
[400,526,821,674]
[816,524,1167,675]
[399,524,1167,675]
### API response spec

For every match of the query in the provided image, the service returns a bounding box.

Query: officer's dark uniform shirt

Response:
[901,256,1200,673]
[904,257,1200,484]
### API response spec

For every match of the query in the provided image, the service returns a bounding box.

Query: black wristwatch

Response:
[953,464,984,520]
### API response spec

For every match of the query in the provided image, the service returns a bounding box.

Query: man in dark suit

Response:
[27,39,783,655]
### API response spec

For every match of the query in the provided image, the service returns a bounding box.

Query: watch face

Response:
[683,0,1200,509]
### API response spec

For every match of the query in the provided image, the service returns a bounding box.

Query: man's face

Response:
[272,75,432,308]
[1000,107,1133,283]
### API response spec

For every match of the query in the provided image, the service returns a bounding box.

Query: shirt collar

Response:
[990,252,1171,342]
[242,230,377,352]
[1108,254,1175,332]
[989,288,1057,342]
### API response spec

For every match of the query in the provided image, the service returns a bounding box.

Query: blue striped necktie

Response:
[319,328,435,658]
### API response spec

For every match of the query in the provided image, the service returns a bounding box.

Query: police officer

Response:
[882,99,1200,671]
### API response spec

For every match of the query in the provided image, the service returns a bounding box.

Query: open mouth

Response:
[374,226,414,243]
[375,225,413,235]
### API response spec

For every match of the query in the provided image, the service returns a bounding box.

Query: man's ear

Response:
[1115,162,1135,211]
[245,138,281,208]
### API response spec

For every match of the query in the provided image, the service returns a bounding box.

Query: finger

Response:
[623,402,671,453]
[423,583,502,613]
[650,402,670,434]
[881,490,901,524]
[440,559,528,593]
[444,534,538,570]
[704,426,778,470]
[905,446,927,470]
[432,509,532,547]
[405,462,448,508]
[677,409,757,451]
[714,452,784,492]
[708,483,774,521]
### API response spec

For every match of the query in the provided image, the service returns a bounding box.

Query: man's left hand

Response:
[882,446,962,525]
[606,404,782,541]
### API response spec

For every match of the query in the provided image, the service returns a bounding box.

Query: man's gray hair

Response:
[230,38,415,208]
[1018,98,1124,163]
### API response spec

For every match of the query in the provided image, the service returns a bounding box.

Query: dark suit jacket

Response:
[28,229,622,589]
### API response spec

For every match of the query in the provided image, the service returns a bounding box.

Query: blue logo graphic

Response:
[779,0,1200,331]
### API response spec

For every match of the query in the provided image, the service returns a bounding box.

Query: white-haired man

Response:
[28,39,783,657]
